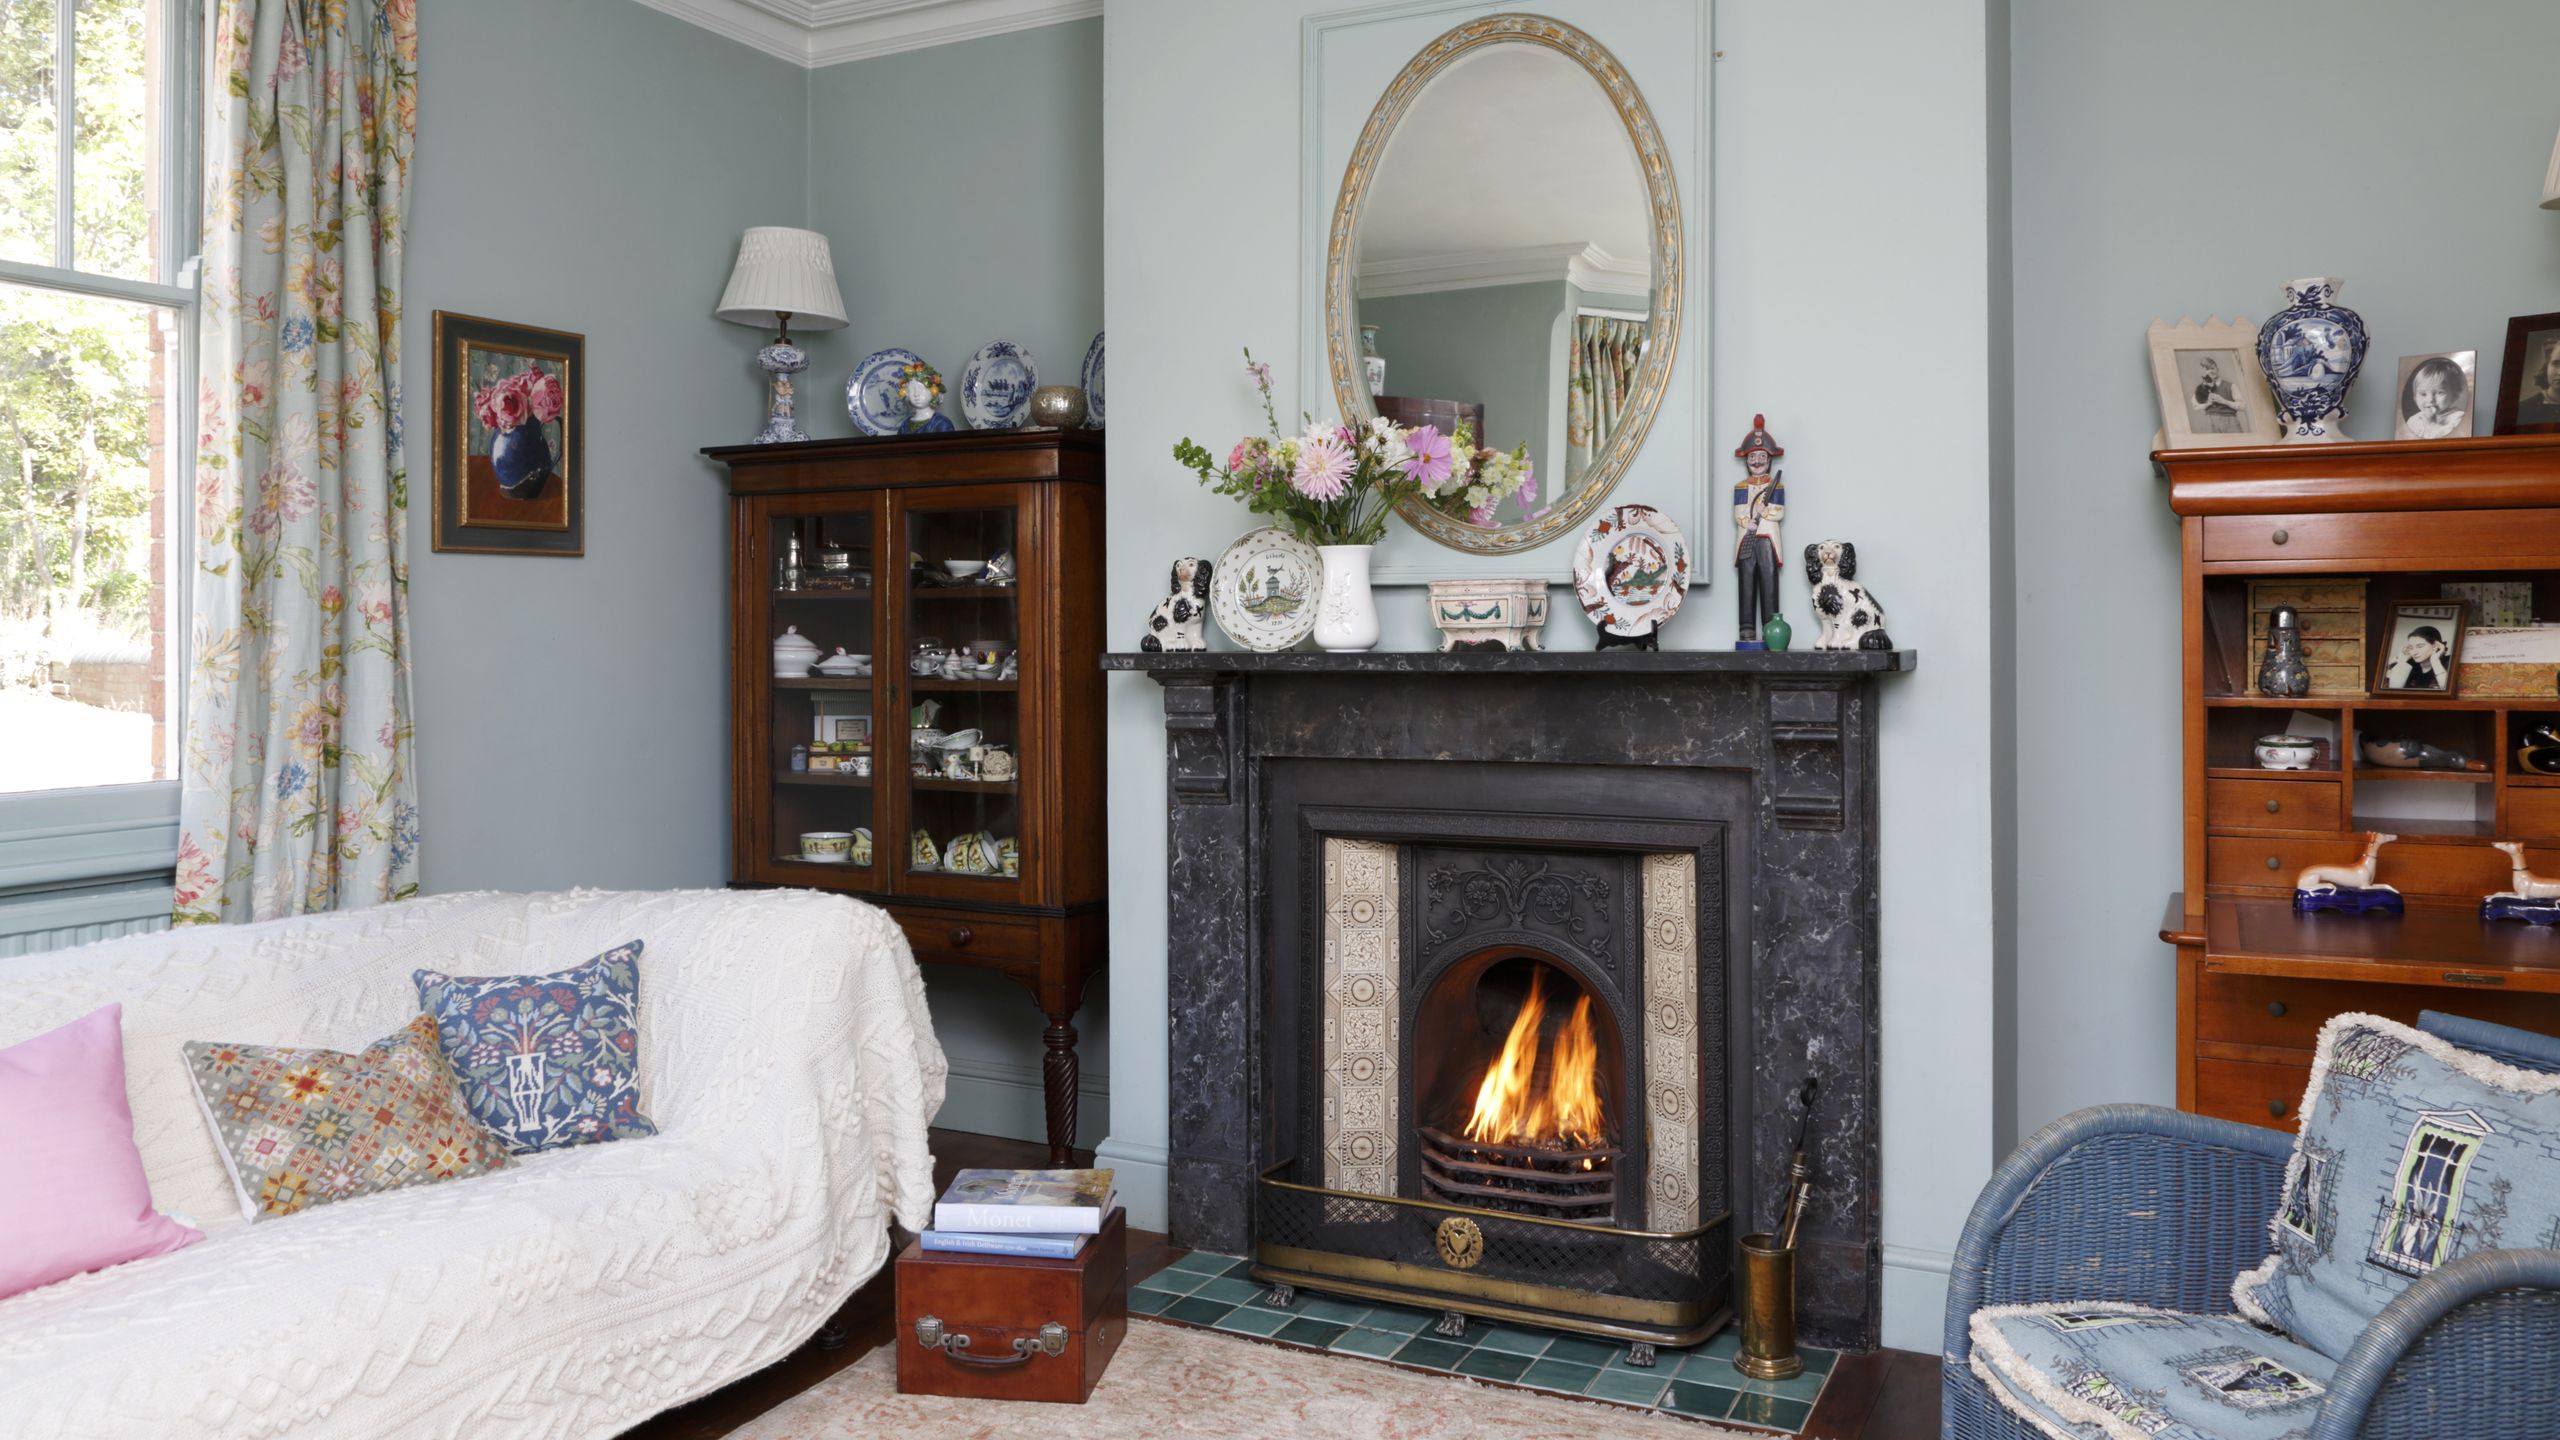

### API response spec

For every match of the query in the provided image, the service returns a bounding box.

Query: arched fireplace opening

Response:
[1412,951,1627,1222]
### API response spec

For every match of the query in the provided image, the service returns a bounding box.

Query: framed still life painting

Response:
[432,311,584,555]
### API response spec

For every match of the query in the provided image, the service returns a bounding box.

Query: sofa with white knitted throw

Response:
[0,888,947,1439]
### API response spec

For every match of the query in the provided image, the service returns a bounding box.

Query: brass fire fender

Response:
[1251,1167,1730,1347]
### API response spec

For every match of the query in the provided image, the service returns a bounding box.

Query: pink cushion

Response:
[0,1004,202,1299]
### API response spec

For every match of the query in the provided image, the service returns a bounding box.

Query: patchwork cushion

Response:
[2232,1012,2560,1359]
[181,1014,512,1221]
[1968,1302,2334,1440]
[413,940,656,1154]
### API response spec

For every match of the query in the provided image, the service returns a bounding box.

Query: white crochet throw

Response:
[0,887,947,1439]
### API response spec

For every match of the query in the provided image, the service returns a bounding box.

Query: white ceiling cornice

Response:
[627,0,1100,68]
[1358,243,1650,301]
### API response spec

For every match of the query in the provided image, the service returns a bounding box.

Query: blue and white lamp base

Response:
[753,340,811,444]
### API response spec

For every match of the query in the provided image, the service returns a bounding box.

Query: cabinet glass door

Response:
[895,490,1030,900]
[762,500,885,884]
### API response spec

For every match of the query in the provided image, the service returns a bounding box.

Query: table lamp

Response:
[2543,126,2560,210]
[716,227,848,443]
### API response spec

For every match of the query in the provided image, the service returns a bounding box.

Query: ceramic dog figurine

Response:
[2484,841,2560,924]
[1141,557,1212,652]
[2294,831,2404,915]
[1803,540,1892,651]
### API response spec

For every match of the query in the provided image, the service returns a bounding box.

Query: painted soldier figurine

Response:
[1732,414,1786,649]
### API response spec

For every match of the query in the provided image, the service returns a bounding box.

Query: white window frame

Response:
[0,0,203,893]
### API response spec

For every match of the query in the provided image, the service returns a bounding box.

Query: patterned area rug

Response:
[728,1318,1754,1439]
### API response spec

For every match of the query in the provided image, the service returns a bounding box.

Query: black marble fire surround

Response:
[1107,649,1915,1349]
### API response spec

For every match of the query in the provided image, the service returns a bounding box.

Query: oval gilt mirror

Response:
[1326,14,1681,555]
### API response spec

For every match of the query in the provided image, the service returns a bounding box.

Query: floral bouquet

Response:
[472,364,563,436]
[1418,422,1538,528]
[1174,349,1426,547]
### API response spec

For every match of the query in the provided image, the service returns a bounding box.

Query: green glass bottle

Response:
[1761,612,1793,652]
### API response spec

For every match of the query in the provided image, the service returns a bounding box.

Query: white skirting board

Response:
[933,1049,1112,1152]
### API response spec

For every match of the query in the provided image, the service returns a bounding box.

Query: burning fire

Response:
[1463,970,1607,1149]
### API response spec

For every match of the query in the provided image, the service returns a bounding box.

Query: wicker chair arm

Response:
[1942,1104,2293,1363]
[2308,1248,2560,1440]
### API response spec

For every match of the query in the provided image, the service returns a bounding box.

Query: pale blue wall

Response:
[1103,0,2002,1351]
[801,19,1110,1147]
[2009,2,2560,1140]
[404,0,807,897]
[1359,280,1567,478]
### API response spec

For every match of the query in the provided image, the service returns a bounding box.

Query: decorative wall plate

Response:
[960,340,1038,429]
[846,347,924,436]
[1080,331,1106,428]
[1571,503,1690,637]
[1212,527,1324,652]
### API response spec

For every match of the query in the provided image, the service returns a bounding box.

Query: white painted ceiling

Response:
[627,0,1098,68]
[1357,43,1651,277]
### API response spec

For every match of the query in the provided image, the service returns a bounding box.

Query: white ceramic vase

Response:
[1312,543,1380,652]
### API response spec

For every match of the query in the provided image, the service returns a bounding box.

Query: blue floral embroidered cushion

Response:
[2232,1012,2560,1359]
[413,941,657,1154]
[1968,1302,2334,1440]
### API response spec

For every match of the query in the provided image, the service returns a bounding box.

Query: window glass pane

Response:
[72,0,155,280]
[0,278,172,793]
[0,0,62,267]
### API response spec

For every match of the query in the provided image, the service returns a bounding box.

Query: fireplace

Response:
[1109,649,1909,1350]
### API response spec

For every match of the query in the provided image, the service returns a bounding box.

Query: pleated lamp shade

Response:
[716,227,848,329]
[2544,128,2560,210]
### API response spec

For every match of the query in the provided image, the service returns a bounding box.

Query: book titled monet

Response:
[931,1168,1117,1234]
[918,1229,1091,1260]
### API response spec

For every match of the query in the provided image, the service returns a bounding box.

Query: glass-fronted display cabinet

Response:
[709,430,1107,1163]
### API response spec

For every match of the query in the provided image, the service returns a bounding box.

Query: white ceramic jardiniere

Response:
[1313,543,1381,652]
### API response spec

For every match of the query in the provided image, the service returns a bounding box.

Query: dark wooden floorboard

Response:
[626,1129,1937,1440]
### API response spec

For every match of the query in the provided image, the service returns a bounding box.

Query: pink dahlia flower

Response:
[1293,433,1353,501]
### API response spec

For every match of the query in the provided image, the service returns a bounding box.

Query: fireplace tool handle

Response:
[1740,1079,1819,1383]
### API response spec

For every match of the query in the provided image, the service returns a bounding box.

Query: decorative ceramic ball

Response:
[1029,385,1088,429]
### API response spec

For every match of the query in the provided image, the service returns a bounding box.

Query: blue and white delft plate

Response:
[846,347,924,436]
[1080,332,1105,429]
[960,340,1038,430]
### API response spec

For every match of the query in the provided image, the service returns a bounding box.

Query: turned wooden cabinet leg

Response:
[1042,1014,1078,1165]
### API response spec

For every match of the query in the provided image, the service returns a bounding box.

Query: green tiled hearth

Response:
[1130,1254,1836,1433]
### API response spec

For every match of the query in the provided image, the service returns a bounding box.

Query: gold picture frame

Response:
[432,311,585,556]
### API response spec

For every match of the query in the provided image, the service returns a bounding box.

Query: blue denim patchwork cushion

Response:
[413,940,657,1154]
[1968,1302,2334,1440]
[2232,1012,2560,1360]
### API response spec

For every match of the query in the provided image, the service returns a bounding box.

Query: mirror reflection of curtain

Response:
[1566,315,1644,483]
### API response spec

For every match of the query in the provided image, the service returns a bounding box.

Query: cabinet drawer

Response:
[2207,835,2522,896]
[2197,972,2431,1049]
[2195,1056,2312,1131]
[2203,509,2560,565]
[2509,787,2560,839]
[2207,778,2341,833]
[894,908,1043,968]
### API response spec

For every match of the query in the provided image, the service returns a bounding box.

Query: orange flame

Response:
[1462,971,1607,1148]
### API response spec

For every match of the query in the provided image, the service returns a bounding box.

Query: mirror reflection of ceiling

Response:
[1355,44,1650,300]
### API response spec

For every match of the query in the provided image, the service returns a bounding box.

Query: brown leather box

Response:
[894,1208,1128,1404]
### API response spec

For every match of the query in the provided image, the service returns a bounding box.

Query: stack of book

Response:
[919,1167,1119,1259]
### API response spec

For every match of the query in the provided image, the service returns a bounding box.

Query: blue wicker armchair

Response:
[1943,1018,2560,1439]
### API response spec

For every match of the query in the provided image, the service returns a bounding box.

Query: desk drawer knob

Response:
[2265,854,2281,871]
[2266,1000,2288,1018]
[2266,798,2282,814]
[2269,1098,2289,1119]
[2271,528,2290,546]
[949,925,974,949]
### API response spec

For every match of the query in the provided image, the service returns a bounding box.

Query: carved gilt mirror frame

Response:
[1324,12,1684,556]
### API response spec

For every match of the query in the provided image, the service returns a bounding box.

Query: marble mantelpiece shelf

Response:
[1103,649,1917,676]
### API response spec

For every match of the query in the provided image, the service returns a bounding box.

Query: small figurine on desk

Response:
[2256,605,2310,698]
[2359,736,2487,773]
[895,360,955,434]
[1139,557,1213,652]
[1731,415,1786,650]
[2517,722,2560,776]
[2294,831,2404,915]
[2483,842,2560,925]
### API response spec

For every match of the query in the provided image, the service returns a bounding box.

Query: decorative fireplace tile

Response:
[1132,1252,1836,1434]
[1321,839,1401,1196]
[1643,851,1703,1231]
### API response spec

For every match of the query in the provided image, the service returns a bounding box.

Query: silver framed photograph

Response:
[2393,350,2477,440]
[2147,317,2282,448]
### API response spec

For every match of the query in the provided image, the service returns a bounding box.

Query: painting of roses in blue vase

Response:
[2256,276,2368,443]
[432,312,586,556]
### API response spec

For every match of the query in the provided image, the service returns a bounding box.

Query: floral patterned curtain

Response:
[176,0,420,924]
[1564,314,1645,485]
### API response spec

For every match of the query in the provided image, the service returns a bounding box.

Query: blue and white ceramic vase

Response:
[489,421,553,498]
[2256,276,2368,443]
